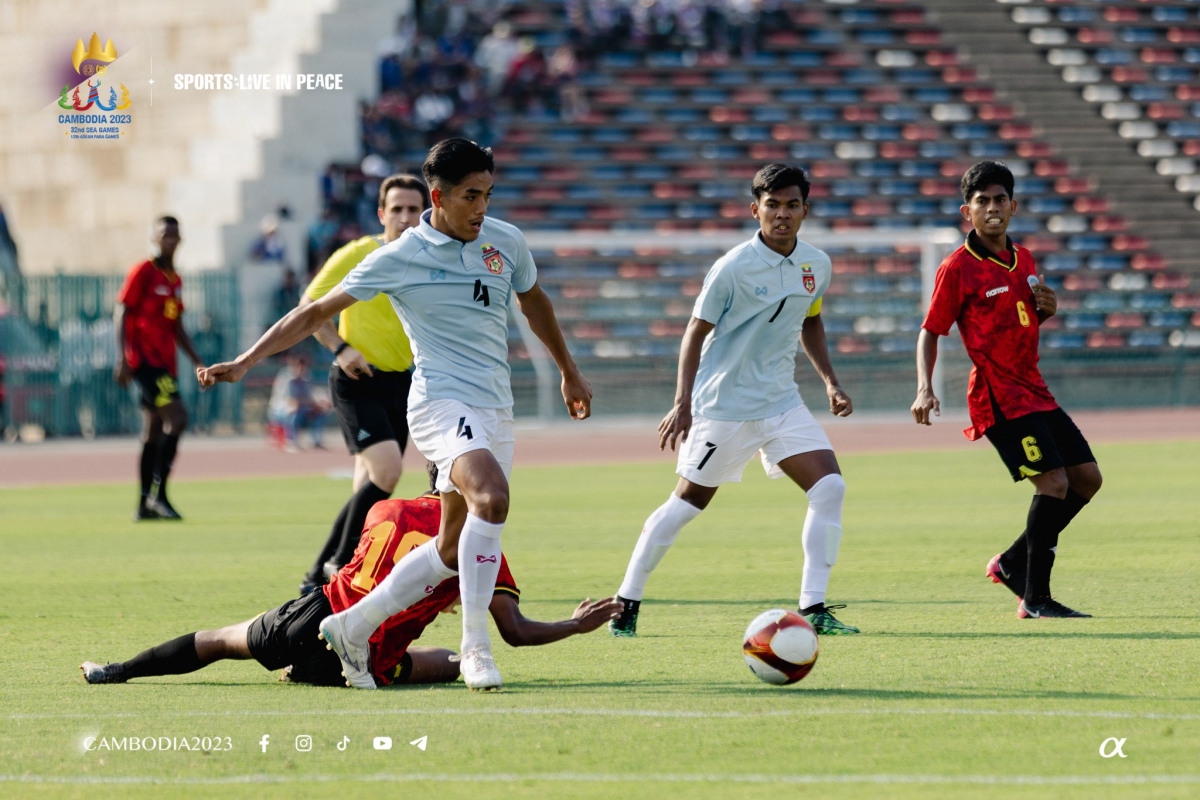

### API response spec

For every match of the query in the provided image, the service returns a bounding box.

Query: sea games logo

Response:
[57,33,131,140]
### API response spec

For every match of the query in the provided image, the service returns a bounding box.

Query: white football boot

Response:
[454,648,503,691]
[318,613,376,690]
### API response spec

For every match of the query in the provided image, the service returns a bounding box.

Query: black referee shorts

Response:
[246,590,346,686]
[330,366,412,455]
[984,407,1096,483]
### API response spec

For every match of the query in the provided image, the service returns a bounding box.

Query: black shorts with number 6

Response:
[984,407,1095,483]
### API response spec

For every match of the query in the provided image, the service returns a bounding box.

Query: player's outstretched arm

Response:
[197,287,356,386]
[800,314,852,417]
[516,282,592,419]
[911,328,941,425]
[490,594,622,647]
[298,294,373,379]
[659,316,713,451]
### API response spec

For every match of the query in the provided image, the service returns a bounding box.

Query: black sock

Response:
[138,439,158,501]
[119,633,204,679]
[1062,489,1089,523]
[306,500,351,582]
[332,481,392,565]
[155,433,180,501]
[800,603,825,615]
[1002,490,1089,573]
[617,596,641,616]
[1024,495,1071,603]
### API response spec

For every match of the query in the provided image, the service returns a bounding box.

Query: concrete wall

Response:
[0,0,409,276]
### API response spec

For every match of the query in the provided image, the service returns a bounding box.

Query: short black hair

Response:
[961,160,1015,203]
[426,461,440,495]
[751,163,811,202]
[422,138,495,190]
[155,215,179,228]
[379,174,430,210]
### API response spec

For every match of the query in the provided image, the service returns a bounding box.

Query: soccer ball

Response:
[743,609,819,685]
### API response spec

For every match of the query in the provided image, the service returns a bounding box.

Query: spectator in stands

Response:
[505,36,548,113]
[268,354,329,452]
[306,209,341,278]
[474,21,519,94]
[251,213,287,264]
[273,269,300,323]
[547,45,587,121]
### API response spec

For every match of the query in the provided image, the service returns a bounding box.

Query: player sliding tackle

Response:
[912,161,1101,619]
[82,464,620,687]
[199,139,592,690]
[610,164,859,638]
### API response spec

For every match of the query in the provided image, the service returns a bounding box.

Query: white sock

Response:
[617,494,703,601]
[799,473,846,610]
[458,513,505,654]
[341,540,456,642]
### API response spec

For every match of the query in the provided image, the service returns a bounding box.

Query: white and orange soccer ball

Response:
[742,609,819,685]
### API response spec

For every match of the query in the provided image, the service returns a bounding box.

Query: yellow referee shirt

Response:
[304,235,414,372]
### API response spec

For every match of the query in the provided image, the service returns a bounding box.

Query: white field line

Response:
[6,706,1200,722]
[1,773,1199,786]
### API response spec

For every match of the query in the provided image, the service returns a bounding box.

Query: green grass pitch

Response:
[1,441,1198,799]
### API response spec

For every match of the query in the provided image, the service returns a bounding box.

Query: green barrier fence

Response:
[0,271,242,437]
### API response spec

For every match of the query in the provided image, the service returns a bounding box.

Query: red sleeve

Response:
[922,257,962,337]
[117,261,149,308]
[494,554,519,600]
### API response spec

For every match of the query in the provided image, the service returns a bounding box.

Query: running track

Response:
[0,408,1197,488]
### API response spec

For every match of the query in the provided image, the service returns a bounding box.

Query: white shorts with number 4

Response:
[676,404,833,488]
[408,399,515,494]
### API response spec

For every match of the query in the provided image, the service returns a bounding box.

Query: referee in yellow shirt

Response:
[298,175,428,594]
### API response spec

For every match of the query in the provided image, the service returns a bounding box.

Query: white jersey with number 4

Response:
[341,209,537,410]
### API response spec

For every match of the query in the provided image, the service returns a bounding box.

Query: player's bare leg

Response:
[445,449,508,690]
[612,478,715,637]
[777,450,858,635]
[404,647,462,685]
[82,619,254,684]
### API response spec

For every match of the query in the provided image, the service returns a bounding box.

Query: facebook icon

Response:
[259,734,270,753]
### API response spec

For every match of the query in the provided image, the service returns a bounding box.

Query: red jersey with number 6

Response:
[116,260,184,374]
[922,232,1058,441]
[323,496,518,686]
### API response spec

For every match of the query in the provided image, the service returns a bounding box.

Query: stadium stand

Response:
[312,0,1198,415]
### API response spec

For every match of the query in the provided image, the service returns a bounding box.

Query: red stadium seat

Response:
[1177,86,1200,101]
[1034,160,1071,177]
[1112,67,1151,84]
[978,105,1016,121]
[734,89,772,105]
[1086,332,1126,348]
[1135,253,1169,272]
[771,124,812,141]
[1077,28,1114,45]
[942,67,978,84]
[749,144,789,159]
[999,123,1036,140]
[1074,197,1110,213]
[879,142,918,158]
[1168,28,1200,45]
[1111,235,1150,251]
[710,107,749,122]
[1091,216,1128,232]
[1147,103,1185,120]
[1103,7,1140,24]
[1106,313,1145,329]
[843,106,880,122]
[1018,141,1055,157]
[1151,272,1190,289]
[1140,48,1178,65]
[902,124,941,141]
[1055,177,1095,193]
[925,51,959,67]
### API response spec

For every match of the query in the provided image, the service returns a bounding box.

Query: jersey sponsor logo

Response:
[476,554,498,564]
[429,269,447,281]
[754,286,768,296]
[802,264,816,293]
[481,243,503,274]
[985,286,1010,298]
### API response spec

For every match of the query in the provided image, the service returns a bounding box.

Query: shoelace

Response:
[822,604,847,614]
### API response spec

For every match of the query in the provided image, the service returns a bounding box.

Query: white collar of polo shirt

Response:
[413,208,459,247]
[750,231,799,268]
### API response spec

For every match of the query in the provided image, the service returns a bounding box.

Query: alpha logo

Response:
[476,555,498,564]
[57,33,133,140]
[481,243,503,274]
[802,264,816,293]
[986,286,1010,298]
[456,416,473,440]
[754,286,768,296]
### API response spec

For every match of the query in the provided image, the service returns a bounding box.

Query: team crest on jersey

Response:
[481,243,503,274]
[802,264,816,293]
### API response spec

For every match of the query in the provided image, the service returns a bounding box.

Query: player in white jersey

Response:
[199,139,591,691]
[609,163,859,638]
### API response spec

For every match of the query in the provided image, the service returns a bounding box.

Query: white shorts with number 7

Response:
[675,404,833,488]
